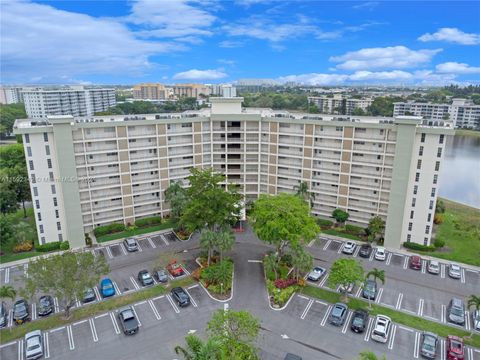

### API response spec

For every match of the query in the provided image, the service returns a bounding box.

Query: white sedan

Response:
[342,241,356,255]
[374,247,386,261]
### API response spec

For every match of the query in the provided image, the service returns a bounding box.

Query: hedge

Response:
[317,218,334,228]
[35,241,69,252]
[93,223,125,237]
[134,216,162,228]
[403,242,435,252]
[345,224,365,235]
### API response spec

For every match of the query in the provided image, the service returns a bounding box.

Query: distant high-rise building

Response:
[22,87,116,118]
[132,83,167,100]
[0,86,26,104]
[220,84,237,98]
[172,84,210,99]
[308,95,374,115]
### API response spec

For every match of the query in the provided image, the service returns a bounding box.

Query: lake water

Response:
[439,134,480,208]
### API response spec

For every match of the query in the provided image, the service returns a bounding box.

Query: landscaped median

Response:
[95,219,178,243]
[301,285,480,348]
[0,276,194,344]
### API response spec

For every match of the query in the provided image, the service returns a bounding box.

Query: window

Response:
[29,160,34,170]
[417,159,422,170]
[413,185,418,195]
[435,161,440,171]
[431,188,436,197]
[31,174,36,183]
[377,155,381,160]
[33,187,38,197]
[24,134,30,143]
[408,223,413,231]
[53,197,58,206]
[424,238,428,246]
[40,237,45,245]
[51,185,56,194]
[55,210,59,219]
[415,173,420,182]
[425,225,430,234]
[429,200,434,210]
[412,198,416,207]
[421,133,426,142]
[57,222,61,230]
[45,145,50,155]
[407,234,411,242]
[37,213,41,221]
[427,213,431,222]
[58,233,63,241]
[433,174,438,184]
[26,147,32,157]
[335,127,343,131]
[437,147,442,158]
[39,225,44,234]
[419,146,424,156]
[43,132,48,142]
[47,159,52,168]
[49,172,54,181]
[439,134,444,144]
[35,200,40,209]
[410,210,414,219]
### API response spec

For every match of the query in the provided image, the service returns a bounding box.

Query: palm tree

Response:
[467,295,480,338]
[0,285,16,301]
[366,268,385,309]
[290,246,313,280]
[294,181,315,208]
[14,221,32,244]
[263,253,279,281]
[200,229,218,265]
[174,334,221,360]
[216,229,235,262]
[358,350,387,360]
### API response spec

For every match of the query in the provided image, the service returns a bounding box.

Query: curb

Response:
[194,257,234,303]
[261,260,297,311]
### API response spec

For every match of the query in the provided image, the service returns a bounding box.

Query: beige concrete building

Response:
[308,95,374,115]
[132,83,168,100]
[14,98,453,250]
[172,84,210,99]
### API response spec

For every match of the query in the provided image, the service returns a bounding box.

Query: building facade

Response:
[0,86,26,104]
[22,87,116,118]
[132,83,167,100]
[308,95,374,115]
[14,98,453,250]
[172,84,210,99]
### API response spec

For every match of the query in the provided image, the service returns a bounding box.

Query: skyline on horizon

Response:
[1,1,479,86]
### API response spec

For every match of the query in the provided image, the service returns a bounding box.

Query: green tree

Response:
[174,334,221,360]
[358,351,387,360]
[328,258,364,302]
[14,221,32,245]
[0,215,14,245]
[367,97,403,116]
[164,181,189,223]
[0,285,16,301]
[7,166,30,217]
[352,108,366,116]
[332,208,349,226]
[366,268,385,308]
[250,193,320,264]
[0,182,18,215]
[0,143,26,168]
[201,260,233,294]
[207,309,260,359]
[21,251,109,318]
[0,104,27,138]
[216,228,235,262]
[467,295,480,337]
[367,216,386,242]
[290,245,313,280]
[200,229,219,265]
[263,253,279,280]
[295,181,315,208]
[435,199,446,214]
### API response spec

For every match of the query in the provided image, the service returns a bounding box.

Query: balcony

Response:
[131,161,157,172]
[90,188,122,200]
[169,146,193,157]
[278,147,303,157]
[89,176,121,188]
[129,138,157,149]
[130,149,157,160]
[131,172,159,183]
[132,182,160,194]
[128,125,156,137]
[92,199,123,211]
[84,128,116,140]
[87,154,118,164]
[93,209,123,221]
[169,158,194,167]
[279,135,304,146]
[168,135,193,146]
[82,141,117,153]
[278,157,302,168]
[89,165,119,176]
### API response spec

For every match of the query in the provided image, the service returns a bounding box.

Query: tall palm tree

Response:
[290,246,313,280]
[264,253,278,281]
[200,229,218,265]
[366,268,385,309]
[216,229,235,262]
[0,285,16,301]
[14,221,32,244]
[467,295,480,337]
[358,350,387,360]
[174,334,221,360]
[295,181,315,208]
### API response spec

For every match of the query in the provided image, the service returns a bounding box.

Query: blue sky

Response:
[1,0,479,85]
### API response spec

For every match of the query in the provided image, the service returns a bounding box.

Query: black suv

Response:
[350,309,369,333]
[118,307,139,335]
[171,287,190,307]
[13,299,30,325]
[37,295,54,317]
[359,244,372,258]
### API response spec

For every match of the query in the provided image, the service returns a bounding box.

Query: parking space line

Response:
[467,347,474,360]
[166,294,180,313]
[300,299,314,320]
[0,341,16,349]
[24,264,28,278]
[403,256,409,269]
[161,235,169,246]
[337,243,344,254]
[89,318,99,342]
[109,312,121,334]
[137,241,143,252]
[93,287,101,301]
[319,273,329,287]
[417,298,424,316]
[461,268,465,283]
[421,260,426,274]
[320,305,332,327]
[353,246,360,257]
[152,295,165,301]
[187,284,199,290]
[8,309,13,327]
[398,325,413,332]
[147,237,156,248]
[73,319,88,326]
[75,297,81,308]
[395,293,403,310]
[323,240,331,251]
[31,303,36,321]
[105,246,113,259]
[297,294,309,301]
[307,239,315,247]
[94,313,109,319]
[387,324,397,350]
[50,326,65,333]
[364,318,374,342]
[423,314,438,321]
[413,331,420,358]
[441,305,446,323]
[440,339,445,360]
[148,300,161,320]
[386,252,392,266]
[129,276,140,290]
[120,243,127,256]
[465,311,471,331]
[183,267,191,276]
[135,301,147,306]
[342,311,353,334]
[43,332,50,358]
[67,325,75,350]
[17,340,24,360]
[375,288,383,304]
[131,306,142,327]
[4,267,9,283]
[355,286,363,298]
[113,281,122,295]
[184,288,198,307]
[369,251,375,262]
[440,264,446,278]
[315,300,328,306]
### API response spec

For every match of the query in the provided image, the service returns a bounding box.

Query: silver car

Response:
[427,260,440,275]
[25,330,43,360]
[473,310,480,331]
[123,238,139,252]
[342,241,356,255]
[307,266,326,281]
[420,332,438,359]
[448,264,461,279]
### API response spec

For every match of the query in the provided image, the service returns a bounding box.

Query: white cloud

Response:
[348,70,413,81]
[418,28,480,45]
[173,69,227,80]
[218,40,245,48]
[278,73,349,86]
[330,46,442,70]
[435,62,480,74]
[1,0,184,83]
[352,2,379,10]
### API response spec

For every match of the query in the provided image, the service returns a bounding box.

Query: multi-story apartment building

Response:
[394,99,479,129]
[14,97,453,250]
[172,84,210,99]
[308,95,374,115]
[0,86,26,104]
[207,84,237,98]
[132,83,168,100]
[22,86,116,118]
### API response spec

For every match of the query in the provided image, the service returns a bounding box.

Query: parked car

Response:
[0,302,7,328]
[473,310,480,331]
[284,354,302,360]
[328,303,348,326]
[171,287,190,307]
[350,309,369,333]
[83,288,96,303]
[307,266,326,281]
[118,307,139,335]
[123,238,138,252]
[427,260,440,275]
[446,335,464,360]
[371,315,392,343]
[374,247,386,261]
[447,298,465,325]
[409,255,422,270]
[338,282,354,294]
[100,278,115,298]
[362,279,377,300]
[138,270,154,286]
[448,264,462,279]
[420,332,438,359]
[13,299,30,325]
[358,244,372,258]
[342,241,356,255]
[153,269,168,283]
[166,260,185,277]
[37,295,54,317]
[24,330,43,360]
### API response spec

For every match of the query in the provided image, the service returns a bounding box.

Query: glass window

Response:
[425,225,430,234]
[47,159,52,168]
[433,174,438,184]
[55,210,59,218]
[53,197,57,206]
[33,187,38,197]
[26,147,32,157]
[58,233,63,241]
[35,200,40,209]
[429,200,434,210]
[417,159,422,170]
[435,161,440,171]
[421,133,426,142]
[39,225,44,234]
[413,185,418,195]
[412,198,416,207]
[437,147,442,158]
[43,132,48,142]
[24,134,30,143]
[419,146,424,156]
[45,145,50,155]
[431,188,436,197]
[415,173,420,182]
[439,135,444,144]
[410,210,414,219]
[51,185,56,194]
[29,160,34,170]
[407,234,411,242]
[57,222,61,230]
[427,213,431,222]
[408,222,413,231]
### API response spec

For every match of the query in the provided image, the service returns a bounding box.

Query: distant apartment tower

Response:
[22,87,116,118]
[132,83,167,100]
[14,98,453,250]
[449,99,480,129]
[393,101,450,121]
[172,84,210,99]
[308,95,374,115]
[0,86,25,104]
[207,84,236,97]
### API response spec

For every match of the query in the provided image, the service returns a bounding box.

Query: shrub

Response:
[276,286,297,306]
[191,267,202,281]
[403,242,435,252]
[317,218,333,228]
[36,241,61,252]
[280,253,293,267]
[59,241,70,250]
[134,216,162,228]
[434,214,445,225]
[93,223,125,237]
[345,224,364,235]
[85,234,92,247]
[274,278,297,289]
[13,242,33,253]
[433,238,446,248]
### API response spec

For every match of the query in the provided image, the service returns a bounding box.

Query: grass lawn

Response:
[322,228,362,241]
[415,199,480,266]
[301,285,480,348]
[455,129,480,138]
[0,276,194,344]
[96,220,178,243]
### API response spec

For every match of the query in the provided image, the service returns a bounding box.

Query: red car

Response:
[446,335,464,360]
[409,255,422,270]
[166,260,185,277]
